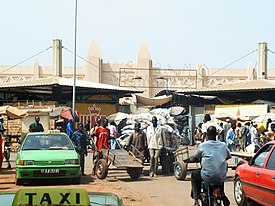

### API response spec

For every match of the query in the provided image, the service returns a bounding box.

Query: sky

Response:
[1,0,275,69]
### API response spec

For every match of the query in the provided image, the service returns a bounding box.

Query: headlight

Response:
[64,159,79,165]
[19,160,36,166]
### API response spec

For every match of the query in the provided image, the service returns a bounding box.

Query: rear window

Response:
[22,134,74,150]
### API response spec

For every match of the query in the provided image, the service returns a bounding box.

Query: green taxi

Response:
[16,130,80,185]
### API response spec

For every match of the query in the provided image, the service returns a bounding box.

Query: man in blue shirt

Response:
[71,123,87,176]
[190,126,231,206]
[66,119,74,139]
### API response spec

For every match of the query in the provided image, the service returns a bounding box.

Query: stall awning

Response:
[135,94,172,107]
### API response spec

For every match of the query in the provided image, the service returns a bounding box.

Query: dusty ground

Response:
[0,148,239,206]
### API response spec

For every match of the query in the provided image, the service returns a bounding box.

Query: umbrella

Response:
[107,112,131,125]
[0,105,28,119]
[252,113,275,123]
[50,106,73,120]
[213,113,236,122]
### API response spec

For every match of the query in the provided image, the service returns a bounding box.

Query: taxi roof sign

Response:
[48,130,61,134]
[12,188,90,206]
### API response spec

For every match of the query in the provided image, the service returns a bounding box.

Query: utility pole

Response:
[72,0,78,116]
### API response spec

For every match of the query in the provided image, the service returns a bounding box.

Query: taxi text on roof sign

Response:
[12,188,90,206]
[48,130,61,134]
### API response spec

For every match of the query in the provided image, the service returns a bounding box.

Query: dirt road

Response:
[0,149,238,206]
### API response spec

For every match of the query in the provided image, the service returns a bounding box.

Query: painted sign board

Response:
[76,103,116,127]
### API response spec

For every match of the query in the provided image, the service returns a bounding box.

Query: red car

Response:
[234,140,275,206]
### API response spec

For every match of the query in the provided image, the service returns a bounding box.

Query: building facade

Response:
[0,40,274,98]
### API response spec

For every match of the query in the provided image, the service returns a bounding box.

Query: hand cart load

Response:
[94,148,144,180]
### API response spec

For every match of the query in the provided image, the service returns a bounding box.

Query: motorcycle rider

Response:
[190,126,231,206]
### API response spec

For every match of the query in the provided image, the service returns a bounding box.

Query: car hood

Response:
[19,150,78,161]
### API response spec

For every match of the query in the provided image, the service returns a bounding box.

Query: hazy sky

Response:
[1,0,275,69]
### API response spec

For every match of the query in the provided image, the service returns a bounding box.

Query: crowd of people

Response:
[1,113,274,205]
[194,114,275,153]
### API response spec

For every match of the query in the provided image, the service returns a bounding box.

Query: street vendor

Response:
[147,116,166,178]
[126,122,147,163]
[92,118,110,150]
[71,123,88,176]
[30,116,44,132]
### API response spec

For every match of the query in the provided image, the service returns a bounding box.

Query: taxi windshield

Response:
[22,134,74,150]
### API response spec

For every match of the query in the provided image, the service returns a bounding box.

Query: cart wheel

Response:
[161,155,170,174]
[95,159,108,179]
[127,168,142,180]
[174,161,187,180]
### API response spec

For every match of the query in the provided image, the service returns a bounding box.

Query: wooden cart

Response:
[173,146,190,180]
[94,148,144,180]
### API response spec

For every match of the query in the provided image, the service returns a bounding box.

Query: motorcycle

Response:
[200,181,227,206]
[186,158,230,206]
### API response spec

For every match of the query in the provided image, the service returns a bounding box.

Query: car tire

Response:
[234,177,247,206]
[127,168,142,180]
[174,161,187,180]
[15,176,24,186]
[72,176,80,184]
[95,159,108,179]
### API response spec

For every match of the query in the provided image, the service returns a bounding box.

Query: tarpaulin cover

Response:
[0,105,28,119]
[50,106,73,120]
[253,113,275,123]
[135,94,172,107]
[107,112,131,125]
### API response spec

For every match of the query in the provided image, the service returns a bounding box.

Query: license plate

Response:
[41,169,59,173]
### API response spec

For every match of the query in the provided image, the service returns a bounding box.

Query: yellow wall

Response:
[215,104,268,117]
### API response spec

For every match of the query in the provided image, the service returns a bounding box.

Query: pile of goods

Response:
[115,106,190,149]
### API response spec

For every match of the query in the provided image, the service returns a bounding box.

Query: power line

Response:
[268,49,275,55]
[208,49,257,76]
[0,46,53,74]
[185,49,258,89]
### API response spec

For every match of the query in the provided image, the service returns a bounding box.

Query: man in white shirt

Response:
[146,116,166,177]
[201,114,223,141]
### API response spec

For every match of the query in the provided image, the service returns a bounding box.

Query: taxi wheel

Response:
[95,159,108,179]
[15,176,24,185]
[174,161,187,180]
[234,177,247,206]
[72,177,80,184]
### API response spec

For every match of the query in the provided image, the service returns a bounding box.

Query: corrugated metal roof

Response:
[177,79,275,93]
[0,77,143,93]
